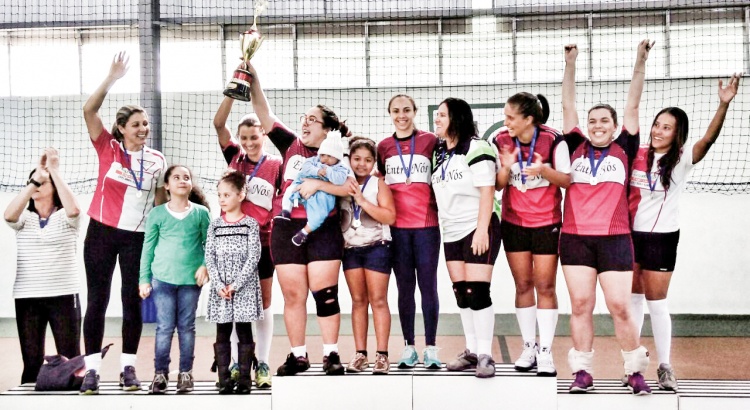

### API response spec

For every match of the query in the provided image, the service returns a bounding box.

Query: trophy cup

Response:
[223,0,268,101]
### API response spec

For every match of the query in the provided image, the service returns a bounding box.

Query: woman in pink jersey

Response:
[628,74,741,391]
[243,61,354,376]
[213,95,284,388]
[80,52,168,395]
[494,93,571,376]
[560,40,652,395]
[377,94,443,369]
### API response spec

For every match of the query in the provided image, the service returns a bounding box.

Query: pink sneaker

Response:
[627,372,652,395]
[569,370,594,393]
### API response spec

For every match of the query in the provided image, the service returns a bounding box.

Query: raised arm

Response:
[44,148,80,218]
[693,73,741,164]
[623,39,654,134]
[244,62,280,133]
[213,96,236,149]
[3,175,41,224]
[562,44,580,134]
[83,52,129,142]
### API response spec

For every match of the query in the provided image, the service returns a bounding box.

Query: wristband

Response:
[27,178,41,187]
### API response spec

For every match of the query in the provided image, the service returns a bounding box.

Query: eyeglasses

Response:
[299,115,324,126]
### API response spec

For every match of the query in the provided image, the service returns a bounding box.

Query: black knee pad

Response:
[466,281,492,311]
[452,281,469,309]
[313,285,340,317]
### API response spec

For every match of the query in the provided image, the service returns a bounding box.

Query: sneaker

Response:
[657,363,678,391]
[423,346,442,369]
[119,365,141,391]
[323,351,345,375]
[627,372,652,395]
[514,341,538,372]
[397,345,419,369]
[569,370,595,393]
[291,230,308,246]
[536,347,557,377]
[149,373,168,394]
[79,369,100,395]
[475,354,496,378]
[372,353,390,375]
[276,353,311,376]
[229,362,240,382]
[255,362,272,388]
[176,372,194,393]
[346,352,369,373]
[446,349,478,371]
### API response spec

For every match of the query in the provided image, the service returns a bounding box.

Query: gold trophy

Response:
[223,0,268,101]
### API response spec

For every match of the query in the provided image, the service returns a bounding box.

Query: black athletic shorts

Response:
[632,230,680,272]
[444,214,502,265]
[258,245,274,280]
[501,220,560,255]
[559,233,633,273]
[271,215,344,266]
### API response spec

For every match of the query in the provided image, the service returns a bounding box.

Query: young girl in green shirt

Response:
[138,165,211,394]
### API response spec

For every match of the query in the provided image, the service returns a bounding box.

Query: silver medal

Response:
[520,184,527,193]
[441,179,447,188]
[136,191,143,198]
[405,177,412,185]
[590,176,598,186]
[352,219,361,228]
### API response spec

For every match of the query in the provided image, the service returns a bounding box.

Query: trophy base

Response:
[223,68,253,102]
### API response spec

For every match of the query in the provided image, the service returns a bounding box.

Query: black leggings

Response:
[15,295,81,384]
[83,219,144,355]
[216,322,254,344]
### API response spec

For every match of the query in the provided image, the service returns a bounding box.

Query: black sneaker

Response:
[120,365,142,391]
[149,373,168,394]
[79,369,100,395]
[176,372,194,393]
[275,210,291,221]
[276,353,310,376]
[323,352,345,375]
[291,230,308,246]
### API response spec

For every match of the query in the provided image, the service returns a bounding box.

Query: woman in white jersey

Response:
[433,97,501,378]
[628,73,741,390]
[80,52,168,395]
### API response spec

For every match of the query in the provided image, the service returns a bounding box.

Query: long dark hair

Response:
[26,170,62,214]
[506,92,550,125]
[164,165,210,211]
[112,104,146,142]
[440,97,477,143]
[648,107,689,192]
[317,104,350,138]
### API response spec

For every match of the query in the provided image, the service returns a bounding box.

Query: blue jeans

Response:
[151,279,201,373]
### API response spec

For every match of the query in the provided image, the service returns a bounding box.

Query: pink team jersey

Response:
[223,142,283,245]
[267,122,323,220]
[377,129,439,228]
[88,128,167,232]
[493,125,570,227]
[562,126,639,236]
[629,144,694,233]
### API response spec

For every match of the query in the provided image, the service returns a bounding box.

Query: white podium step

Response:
[676,380,750,410]
[556,379,678,410]
[0,381,272,409]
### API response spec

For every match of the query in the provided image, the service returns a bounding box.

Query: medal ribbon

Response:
[394,131,416,183]
[351,176,372,222]
[122,146,144,193]
[440,149,455,184]
[645,162,664,195]
[244,154,266,183]
[588,144,610,182]
[515,127,539,187]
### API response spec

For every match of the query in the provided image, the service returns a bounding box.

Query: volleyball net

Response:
[0,0,748,194]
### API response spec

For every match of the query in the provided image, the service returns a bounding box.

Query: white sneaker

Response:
[536,346,557,376]
[657,363,678,391]
[514,341,538,371]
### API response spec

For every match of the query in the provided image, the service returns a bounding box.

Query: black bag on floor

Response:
[35,344,112,391]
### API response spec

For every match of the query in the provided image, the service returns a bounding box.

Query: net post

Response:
[138,0,162,152]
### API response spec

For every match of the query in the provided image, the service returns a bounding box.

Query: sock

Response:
[622,346,649,375]
[459,307,477,353]
[230,325,239,363]
[647,299,672,364]
[516,306,537,344]
[357,350,368,356]
[256,307,274,364]
[537,308,558,350]
[376,351,388,357]
[120,353,136,371]
[631,293,646,336]
[84,353,102,372]
[568,348,594,374]
[323,344,338,356]
[291,345,307,358]
[473,305,495,356]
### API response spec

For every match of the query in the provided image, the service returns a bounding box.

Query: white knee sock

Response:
[230,325,239,363]
[84,353,102,372]
[568,348,594,374]
[459,307,477,353]
[631,293,646,336]
[120,353,136,371]
[647,299,672,364]
[537,308,558,349]
[473,305,495,356]
[256,307,274,364]
[515,306,537,344]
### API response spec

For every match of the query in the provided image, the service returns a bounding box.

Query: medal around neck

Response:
[352,219,361,229]
[590,176,598,186]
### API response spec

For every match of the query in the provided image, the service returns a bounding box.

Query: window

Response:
[81,27,139,94]
[161,25,223,92]
[9,29,80,96]
[443,17,514,85]
[297,23,366,88]
[370,21,439,87]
